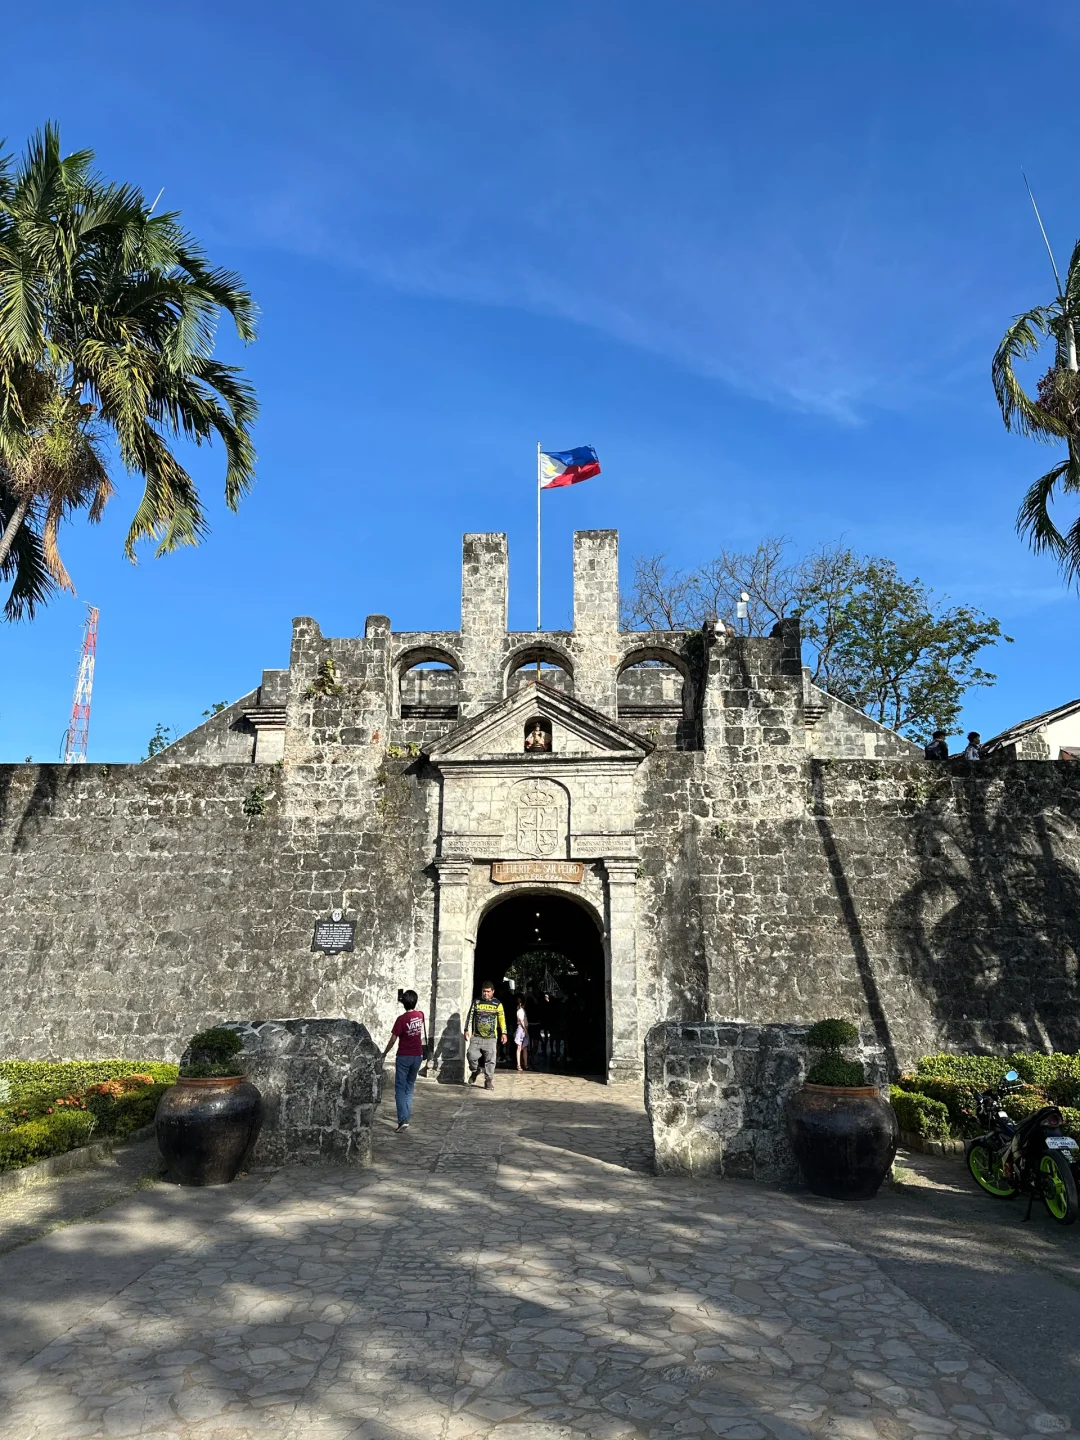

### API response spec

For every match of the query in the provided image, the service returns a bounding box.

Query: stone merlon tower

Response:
[2,530,1079,1073]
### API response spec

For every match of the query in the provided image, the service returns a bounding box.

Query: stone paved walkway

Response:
[0,1075,1074,1440]
[0,1137,162,1256]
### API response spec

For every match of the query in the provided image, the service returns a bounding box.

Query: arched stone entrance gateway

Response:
[473,890,608,1076]
[425,676,651,1085]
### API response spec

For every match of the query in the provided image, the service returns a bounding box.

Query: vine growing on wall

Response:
[304,657,344,699]
[243,784,268,816]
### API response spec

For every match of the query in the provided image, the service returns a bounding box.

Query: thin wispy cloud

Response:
[219,5,1011,425]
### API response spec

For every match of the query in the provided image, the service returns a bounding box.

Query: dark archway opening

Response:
[472,892,607,1077]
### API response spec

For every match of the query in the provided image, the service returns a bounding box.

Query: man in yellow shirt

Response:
[464,982,508,1091]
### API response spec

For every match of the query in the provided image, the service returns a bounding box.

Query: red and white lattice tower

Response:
[63,604,99,764]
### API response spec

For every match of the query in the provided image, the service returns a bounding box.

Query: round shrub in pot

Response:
[786,1019,898,1200]
[157,1027,262,1186]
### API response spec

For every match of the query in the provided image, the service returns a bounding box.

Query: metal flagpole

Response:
[536,442,542,632]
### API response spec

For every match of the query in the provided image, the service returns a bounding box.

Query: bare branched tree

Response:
[620,553,700,630]
[622,537,1008,741]
[624,537,812,635]
[692,537,803,635]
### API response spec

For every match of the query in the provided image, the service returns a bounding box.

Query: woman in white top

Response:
[514,1001,530,1071]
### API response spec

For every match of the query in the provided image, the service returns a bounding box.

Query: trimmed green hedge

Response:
[0,1062,176,1174]
[0,1060,177,1106]
[894,1075,989,1135]
[912,1053,1012,1085]
[889,1086,951,1140]
[85,1083,171,1139]
[913,1051,1080,1092]
[896,1051,1080,1143]
[0,1110,97,1173]
[0,1062,177,1126]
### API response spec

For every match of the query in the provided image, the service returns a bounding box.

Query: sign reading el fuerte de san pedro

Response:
[491,860,585,884]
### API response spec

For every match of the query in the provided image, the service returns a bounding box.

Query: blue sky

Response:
[2,0,1078,760]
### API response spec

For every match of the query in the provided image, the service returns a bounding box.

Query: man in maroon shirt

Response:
[382,989,426,1131]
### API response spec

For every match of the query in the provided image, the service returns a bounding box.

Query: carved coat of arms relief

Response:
[515,779,563,857]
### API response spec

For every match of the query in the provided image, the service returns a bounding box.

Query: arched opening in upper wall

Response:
[505,646,574,699]
[398,648,461,719]
[617,648,695,746]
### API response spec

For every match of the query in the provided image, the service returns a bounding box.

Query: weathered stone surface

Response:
[645,1019,889,1181]
[2,529,1080,1076]
[0,1078,1072,1440]
[220,1018,382,1166]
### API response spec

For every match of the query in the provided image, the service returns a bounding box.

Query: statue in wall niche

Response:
[524,718,552,752]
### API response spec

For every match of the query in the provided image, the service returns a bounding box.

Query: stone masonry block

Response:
[222,1018,383,1167]
[645,1019,888,1184]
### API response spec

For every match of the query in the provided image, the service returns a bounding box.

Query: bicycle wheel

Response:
[967,1140,1016,1198]
[1040,1153,1078,1224]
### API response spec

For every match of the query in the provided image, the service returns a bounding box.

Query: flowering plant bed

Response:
[0,1061,178,1174]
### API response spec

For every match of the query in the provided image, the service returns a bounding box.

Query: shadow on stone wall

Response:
[0,764,65,854]
[889,766,1080,1055]
[810,761,900,1075]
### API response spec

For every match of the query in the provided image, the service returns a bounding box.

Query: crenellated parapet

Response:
[153,529,917,773]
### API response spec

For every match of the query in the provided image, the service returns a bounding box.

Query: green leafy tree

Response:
[0,124,257,620]
[992,210,1080,583]
[144,723,174,759]
[818,561,1007,738]
[624,538,1008,742]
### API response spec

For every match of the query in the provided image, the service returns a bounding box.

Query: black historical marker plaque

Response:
[312,917,356,954]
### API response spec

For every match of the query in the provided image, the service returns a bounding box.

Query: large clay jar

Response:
[156,1076,263,1186]
[786,1084,898,1200]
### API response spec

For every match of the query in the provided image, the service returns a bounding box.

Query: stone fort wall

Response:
[2,528,1078,1068]
[2,753,1078,1067]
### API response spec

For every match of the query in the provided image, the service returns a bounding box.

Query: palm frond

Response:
[1064,238,1080,313]
[1016,450,1080,563]
[992,306,1068,438]
[121,420,207,558]
[0,484,55,620]
[1058,510,1080,587]
[0,123,258,610]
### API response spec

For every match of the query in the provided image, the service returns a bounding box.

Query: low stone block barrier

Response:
[221,1018,382,1166]
[898,1130,965,1158]
[644,1020,889,1183]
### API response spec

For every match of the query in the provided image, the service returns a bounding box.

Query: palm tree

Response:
[992,213,1080,584]
[0,124,257,618]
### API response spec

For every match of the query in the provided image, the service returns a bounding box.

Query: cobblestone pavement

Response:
[0,1074,1074,1440]
[792,1148,1080,1423]
[0,1138,163,1256]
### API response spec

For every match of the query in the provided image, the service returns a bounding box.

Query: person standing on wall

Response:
[382,989,427,1131]
[464,982,508,1091]
[924,730,949,761]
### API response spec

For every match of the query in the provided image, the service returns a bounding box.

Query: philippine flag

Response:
[539,445,601,490]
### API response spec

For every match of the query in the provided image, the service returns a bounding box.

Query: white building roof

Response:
[983,697,1080,753]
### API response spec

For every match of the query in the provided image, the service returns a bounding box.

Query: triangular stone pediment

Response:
[425,681,652,764]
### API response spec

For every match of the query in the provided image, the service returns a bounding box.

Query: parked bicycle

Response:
[965,1068,1079,1224]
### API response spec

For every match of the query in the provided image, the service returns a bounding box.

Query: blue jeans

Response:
[395,1054,423,1123]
